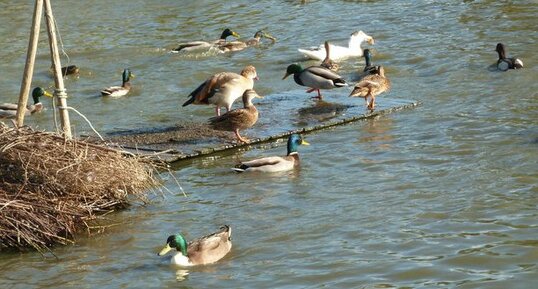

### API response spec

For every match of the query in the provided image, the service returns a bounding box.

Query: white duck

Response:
[298,31,374,61]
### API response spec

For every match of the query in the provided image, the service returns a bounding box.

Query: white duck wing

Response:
[297,46,326,61]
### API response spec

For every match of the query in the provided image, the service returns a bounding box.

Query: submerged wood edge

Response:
[120,101,420,163]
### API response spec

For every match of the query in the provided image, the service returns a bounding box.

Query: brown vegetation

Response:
[0,124,160,252]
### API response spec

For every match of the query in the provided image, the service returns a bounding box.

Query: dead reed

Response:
[0,124,160,252]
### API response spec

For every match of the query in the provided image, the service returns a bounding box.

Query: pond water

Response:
[0,0,537,288]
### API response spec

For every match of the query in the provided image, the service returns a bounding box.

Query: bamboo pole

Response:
[43,0,72,139]
[15,0,44,127]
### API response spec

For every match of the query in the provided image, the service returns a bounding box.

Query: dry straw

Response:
[0,123,160,253]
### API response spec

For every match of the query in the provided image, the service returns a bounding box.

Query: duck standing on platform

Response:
[0,87,53,118]
[183,65,258,116]
[283,63,348,100]
[495,43,523,71]
[218,30,276,53]
[298,30,374,61]
[232,134,310,173]
[173,28,240,52]
[101,69,134,97]
[209,89,262,143]
[349,66,390,111]
[158,225,232,266]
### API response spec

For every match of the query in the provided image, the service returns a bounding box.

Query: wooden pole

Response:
[15,0,44,127]
[43,0,72,139]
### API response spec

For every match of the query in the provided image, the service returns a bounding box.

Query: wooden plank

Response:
[107,90,419,163]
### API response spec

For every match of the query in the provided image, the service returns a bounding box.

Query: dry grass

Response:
[0,124,160,252]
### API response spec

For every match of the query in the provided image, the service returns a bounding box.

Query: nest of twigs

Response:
[0,124,160,252]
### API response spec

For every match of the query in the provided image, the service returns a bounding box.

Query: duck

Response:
[283,63,348,99]
[158,225,232,266]
[0,87,53,118]
[173,28,240,52]
[320,41,339,72]
[349,66,390,111]
[360,49,380,77]
[298,30,374,61]
[495,43,523,71]
[100,69,134,97]
[208,89,262,143]
[218,30,276,52]
[183,65,258,116]
[232,134,310,173]
[50,65,80,76]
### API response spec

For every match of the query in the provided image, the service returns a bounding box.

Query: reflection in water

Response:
[296,100,352,125]
[175,269,190,281]
[357,116,394,150]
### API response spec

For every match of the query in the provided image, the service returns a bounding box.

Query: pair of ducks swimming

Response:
[158,133,310,266]
[172,28,276,53]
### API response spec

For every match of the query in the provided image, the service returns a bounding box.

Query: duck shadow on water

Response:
[294,100,354,125]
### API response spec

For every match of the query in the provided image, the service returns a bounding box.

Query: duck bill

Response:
[265,34,277,43]
[301,140,310,146]
[367,37,375,45]
[158,243,172,256]
[254,76,260,81]
[231,32,240,38]
[282,72,291,80]
[43,91,54,98]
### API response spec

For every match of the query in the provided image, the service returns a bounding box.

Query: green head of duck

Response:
[122,69,134,83]
[32,87,53,104]
[159,234,188,257]
[221,28,240,39]
[282,64,303,80]
[287,134,310,155]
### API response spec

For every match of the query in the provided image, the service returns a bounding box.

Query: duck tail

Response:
[514,58,524,68]
[231,163,249,173]
[182,96,195,107]
[334,78,348,87]
[183,80,209,107]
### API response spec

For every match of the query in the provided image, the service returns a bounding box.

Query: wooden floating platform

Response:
[107,90,419,163]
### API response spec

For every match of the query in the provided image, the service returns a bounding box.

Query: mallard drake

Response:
[209,89,262,143]
[360,49,380,77]
[283,63,348,99]
[495,43,523,71]
[173,28,240,52]
[349,66,390,111]
[183,65,258,116]
[298,30,374,61]
[320,41,339,72]
[0,87,53,118]
[158,225,232,266]
[219,30,276,52]
[232,134,310,173]
[100,69,134,97]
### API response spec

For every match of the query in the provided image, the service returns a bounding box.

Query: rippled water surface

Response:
[1,0,537,288]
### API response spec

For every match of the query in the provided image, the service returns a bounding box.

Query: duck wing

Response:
[232,156,295,172]
[187,225,232,265]
[184,72,241,106]
[209,107,258,131]
[0,103,18,111]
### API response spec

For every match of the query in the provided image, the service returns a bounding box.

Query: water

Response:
[1,0,537,288]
